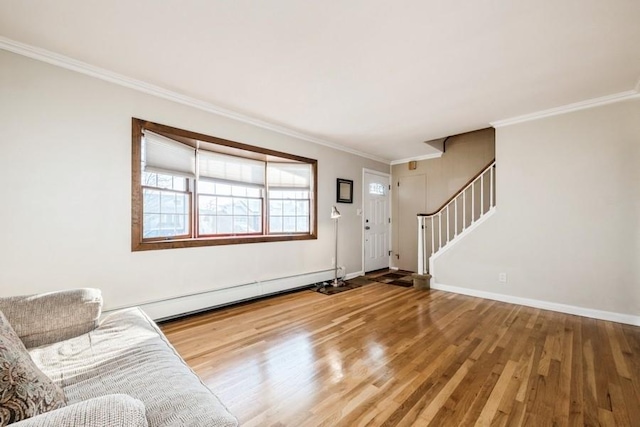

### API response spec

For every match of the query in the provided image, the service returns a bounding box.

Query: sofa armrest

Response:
[11,394,147,427]
[0,288,102,348]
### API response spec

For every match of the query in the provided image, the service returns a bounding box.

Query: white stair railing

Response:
[417,161,496,275]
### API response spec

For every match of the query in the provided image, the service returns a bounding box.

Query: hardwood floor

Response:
[161,278,640,426]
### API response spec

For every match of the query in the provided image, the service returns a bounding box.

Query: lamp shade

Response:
[331,206,341,219]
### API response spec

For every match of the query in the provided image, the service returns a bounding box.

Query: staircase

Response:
[416,160,496,275]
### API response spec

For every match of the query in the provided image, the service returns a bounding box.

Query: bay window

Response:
[132,118,317,251]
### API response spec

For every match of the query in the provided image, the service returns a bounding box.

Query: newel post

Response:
[417,216,425,275]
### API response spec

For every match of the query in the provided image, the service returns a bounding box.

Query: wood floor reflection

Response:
[161,278,640,426]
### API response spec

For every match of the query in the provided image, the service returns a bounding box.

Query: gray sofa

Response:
[0,289,238,427]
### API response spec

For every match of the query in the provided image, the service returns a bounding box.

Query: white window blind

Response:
[198,150,265,186]
[267,163,312,189]
[143,131,196,178]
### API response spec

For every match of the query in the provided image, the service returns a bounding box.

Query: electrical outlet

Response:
[331,257,336,266]
[498,273,507,283]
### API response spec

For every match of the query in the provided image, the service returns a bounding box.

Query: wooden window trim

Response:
[132,118,318,251]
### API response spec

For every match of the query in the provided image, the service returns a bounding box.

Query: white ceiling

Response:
[1,1,639,162]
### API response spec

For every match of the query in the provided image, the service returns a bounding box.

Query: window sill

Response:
[132,233,317,251]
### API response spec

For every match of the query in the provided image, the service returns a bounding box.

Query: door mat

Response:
[372,271,414,287]
[310,276,373,295]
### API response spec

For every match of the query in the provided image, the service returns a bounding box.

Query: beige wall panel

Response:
[395,174,426,271]
[434,99,640,316]
[0,50,388,310]
[391,128,495,269]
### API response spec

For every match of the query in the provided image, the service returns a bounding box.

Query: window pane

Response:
[248,199,261,215]
[269,200,282,216]
[143,189,189,238]
[218,216,233,234]
[143,172,186,191]
[216,183,232,196]
[143,190,161,214]
[217,197,233,214]
[233,199,248,215]
[369,182,385,195]
[247,187,261,198]
[267,189,309,235]
[199,195,216,214]
[157,174,173,189]
[173,177,186,191]
[196,183,264,237]
[296,201,309,216]
[199,215,216,235]
[233,216,248,233]
[143,214,160,237]
[231,185,246,197]
[142,172,157,187]
[283,200,296,215]
[283,216,296,232]
[248,216,261,233]
[198,180,216,194]
[270,216,282,233]
[143,213,188,238]
[161,193,179,214]
[296,216,309,232]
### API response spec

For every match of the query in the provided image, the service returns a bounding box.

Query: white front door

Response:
[363,170,390,272]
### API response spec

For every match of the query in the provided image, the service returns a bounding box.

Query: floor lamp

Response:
[331,206,343,287]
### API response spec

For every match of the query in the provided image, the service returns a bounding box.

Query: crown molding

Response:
[491,89,640,128]
[389,152,443,166]
[0,36,390,164]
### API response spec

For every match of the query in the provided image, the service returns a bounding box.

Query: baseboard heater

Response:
[104,268,337,322]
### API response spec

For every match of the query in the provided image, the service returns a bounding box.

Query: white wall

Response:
[433,98,640,318]
[0,50,388,313]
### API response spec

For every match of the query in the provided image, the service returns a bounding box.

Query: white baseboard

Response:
[106,269,337,321]
[431,282,640,326]
[345,271,364,280]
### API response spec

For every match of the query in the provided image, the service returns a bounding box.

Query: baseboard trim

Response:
[345,271,364,280]
[105,268,337,320]
[431,282,640,326]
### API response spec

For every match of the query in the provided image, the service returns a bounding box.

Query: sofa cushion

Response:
[0,289,102,349]
[29,308,237,427]
[0,312,66,426]
[11,394,147,427]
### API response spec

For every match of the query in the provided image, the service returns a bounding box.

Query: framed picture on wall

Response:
[337,178,353,203]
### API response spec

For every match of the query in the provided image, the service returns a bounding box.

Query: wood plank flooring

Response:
[161,277,640,426]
